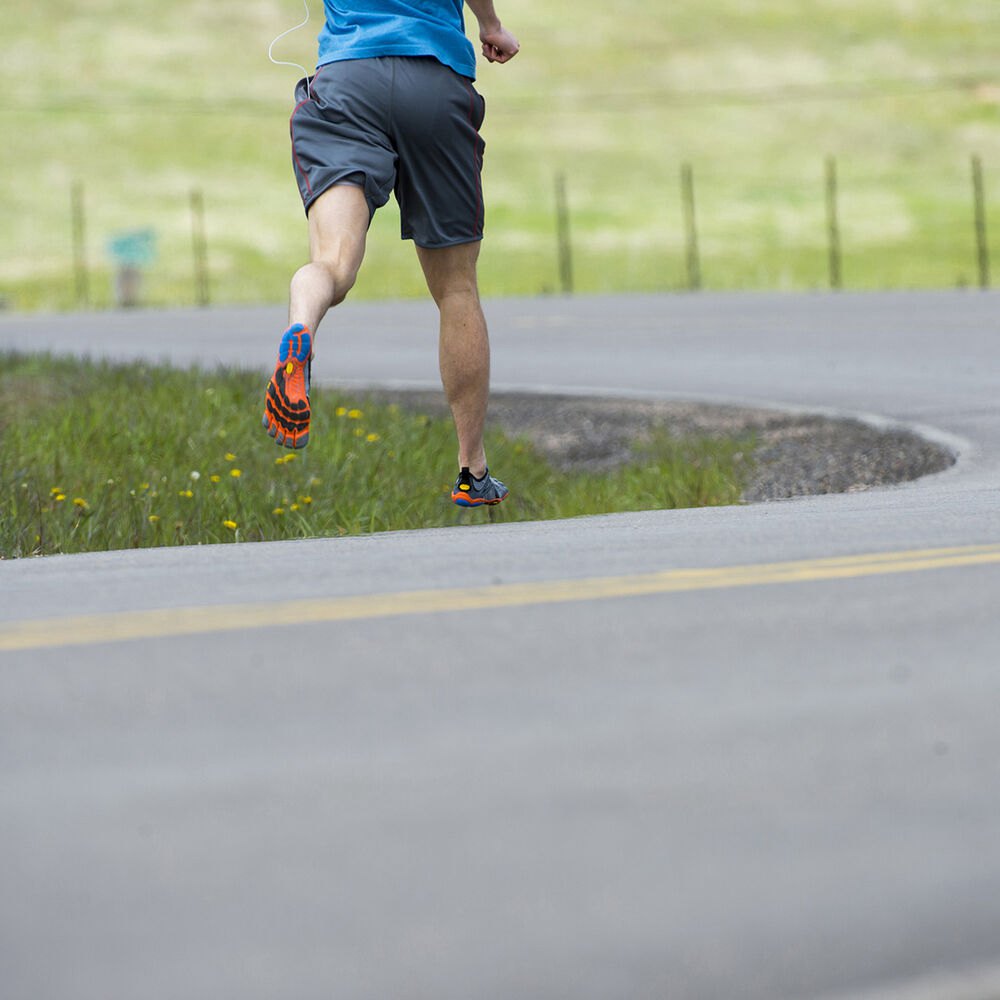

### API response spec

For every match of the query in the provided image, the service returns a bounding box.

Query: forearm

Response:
[465,0,501,34]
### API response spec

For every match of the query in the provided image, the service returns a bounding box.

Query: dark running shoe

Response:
[263,324,312,449]
[452,467,509,507]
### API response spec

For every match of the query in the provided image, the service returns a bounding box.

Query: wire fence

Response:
[0,71,990,119]
[543,155,996,298]
[2,153,994,312]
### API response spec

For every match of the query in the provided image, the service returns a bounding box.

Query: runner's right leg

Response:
[416,241,508,507]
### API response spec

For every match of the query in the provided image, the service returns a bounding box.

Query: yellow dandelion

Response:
[210,474,221,483]
[140,482,150,491]
[225,453,237,461]
[348,408,362,419]
[366,432,380,443]
[335,406,347,417]
[299,496,313,505]
[49,486,64,496]
[230,469,242,478]
[54,493,66,503]
[223,519,237,530]
[72,497,89,510]
[148,515,160,524]
[178,489,194,498]
[290,504,300,512]
[353,427,365,438]
[272,507,285,515]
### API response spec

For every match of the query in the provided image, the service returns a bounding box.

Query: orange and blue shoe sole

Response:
[263,325,312,449]
[451,487,508,507]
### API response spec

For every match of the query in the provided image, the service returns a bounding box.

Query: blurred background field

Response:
[2,0,998,311]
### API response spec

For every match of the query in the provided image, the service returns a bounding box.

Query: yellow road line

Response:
[3,543,1000,652]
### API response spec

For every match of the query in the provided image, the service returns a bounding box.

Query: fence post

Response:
[825,156,843,291]
[971,155,990,290]
[554,172,574,295]
[71,181,90,308]
[190,188,210,307]
[681,162,701,291]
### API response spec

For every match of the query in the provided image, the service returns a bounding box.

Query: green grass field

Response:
[0,353,751,557]
[2,1,998,310]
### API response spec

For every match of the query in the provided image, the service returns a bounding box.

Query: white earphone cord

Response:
[267,0,311,79]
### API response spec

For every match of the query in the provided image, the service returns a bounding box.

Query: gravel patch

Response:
[361,389,956,503]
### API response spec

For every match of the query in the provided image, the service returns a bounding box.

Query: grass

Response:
[1,1,999,310]
[0,353,752,558]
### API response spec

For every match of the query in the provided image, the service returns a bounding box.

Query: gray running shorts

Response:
[289,56,487,248]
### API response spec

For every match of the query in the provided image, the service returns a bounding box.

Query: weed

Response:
[0,353,752,557]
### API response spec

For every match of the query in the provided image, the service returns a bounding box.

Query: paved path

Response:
[2,292,999,1000]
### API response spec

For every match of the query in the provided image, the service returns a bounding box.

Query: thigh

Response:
[390,58,486,249]
[308,183,370,277]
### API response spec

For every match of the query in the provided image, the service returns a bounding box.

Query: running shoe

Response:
[451,467,509,507]
[263,323,312,449]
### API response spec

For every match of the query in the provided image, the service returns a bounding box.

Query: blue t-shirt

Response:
[317,1,478,80]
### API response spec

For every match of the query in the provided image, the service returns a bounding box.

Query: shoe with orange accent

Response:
[263,324,313,449]
[451,467,509,507]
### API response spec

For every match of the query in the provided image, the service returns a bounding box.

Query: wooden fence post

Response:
[190,189,210,307]
[825,156,843,291]
[972,155,990,290]
[681,163,701,291]
[71,182,90,308]
[554,172,574,295]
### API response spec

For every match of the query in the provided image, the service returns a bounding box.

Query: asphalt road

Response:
[2,291,1000,1000]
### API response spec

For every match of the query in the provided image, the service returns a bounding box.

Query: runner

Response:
[262,0,519,507]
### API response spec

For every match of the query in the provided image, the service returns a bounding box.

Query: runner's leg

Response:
[264,183,370,448]
[289,182,370,336]
[416,241,490,479]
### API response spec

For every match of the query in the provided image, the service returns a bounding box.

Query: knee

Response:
[429,281,479,311]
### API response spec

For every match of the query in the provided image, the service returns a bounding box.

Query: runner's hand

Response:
[480,25,519,63]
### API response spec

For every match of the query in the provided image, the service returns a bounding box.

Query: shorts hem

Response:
[408,234,484,249]
[302,172,373,219]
